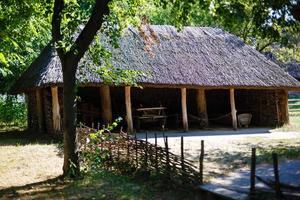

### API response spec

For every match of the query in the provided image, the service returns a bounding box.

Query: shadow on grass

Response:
[0,129,61,146]
[0,171,201,200]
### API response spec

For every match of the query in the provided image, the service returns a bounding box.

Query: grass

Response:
[1,171,200,200]
[275,114,300,132]
[0,130,201,199]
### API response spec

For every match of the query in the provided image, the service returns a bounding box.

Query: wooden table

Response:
[136,107,167,130]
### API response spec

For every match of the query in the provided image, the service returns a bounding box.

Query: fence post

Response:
[145,132,148,169]
[135,132,138,167]
[272,153,282,198]
[199,140,204,185]
[117,131,120,161]
[181,136,185,171]
[250,148,256,196]
[155,133,158,173]
[165,136,170,178]
[127,132,130,159]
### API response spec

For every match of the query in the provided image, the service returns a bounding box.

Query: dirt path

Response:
[138,129,300,180]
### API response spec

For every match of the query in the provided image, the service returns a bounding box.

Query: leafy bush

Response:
[80,117,122,172]
[0,94,27,126]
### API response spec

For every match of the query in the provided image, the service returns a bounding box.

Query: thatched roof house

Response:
[13,25,300,135]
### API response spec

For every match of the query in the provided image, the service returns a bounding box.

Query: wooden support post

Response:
[230,88,238,130]
[125,86,133,133]
[100,85,112,125]
[36,89,44,132]
[282,90,289,125]
[196,89,208,128]
[181,88,189,132]
[199,140,204,185]
[250,148,256,194]
[51,87,61,132]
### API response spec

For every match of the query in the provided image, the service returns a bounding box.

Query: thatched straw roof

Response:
[13,25,300,92]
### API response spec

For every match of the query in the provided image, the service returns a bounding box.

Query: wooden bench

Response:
[136,107,167,130]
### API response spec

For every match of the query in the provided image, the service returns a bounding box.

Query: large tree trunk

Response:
[62,61,79,176]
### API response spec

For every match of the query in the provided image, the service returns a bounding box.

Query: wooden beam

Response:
[100,85,112,125]
[51,87,61,132]
[125,86,133,133]
[196,89,208,128]
[36,89,44,132]
[281,90,289,125]
[181,88,188,131]
[230,88,237,130]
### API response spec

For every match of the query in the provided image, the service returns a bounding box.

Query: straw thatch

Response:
[13,25,300,92]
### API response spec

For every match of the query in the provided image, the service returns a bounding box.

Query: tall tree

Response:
[51,0,110,176]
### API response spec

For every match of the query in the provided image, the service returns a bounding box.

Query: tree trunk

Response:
[62,61,80,177]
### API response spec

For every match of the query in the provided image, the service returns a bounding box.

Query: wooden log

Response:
[125,86,133,133]
[272,153,282,198]
[250,148,256,194]
[199,140,204,185]
[36,89,44,132]
[100,85,112,125]
[196,89,208,128]
[230,88,238,130]
[181,88,189,131]
[51,87,61,132]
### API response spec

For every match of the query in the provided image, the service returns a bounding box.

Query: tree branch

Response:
[257,41,273,52]
[51,0,65,58]
[68,0,110,63]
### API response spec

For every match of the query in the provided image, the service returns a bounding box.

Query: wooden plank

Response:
[196,89,208,127]
[289,109,300,112]
[100,85,112,125]
[125,86,133,133]
[136,107,167,111]
[51,87,61,132]
[36,89,44,132]
[181,88,189,131]
[230,88,237,130]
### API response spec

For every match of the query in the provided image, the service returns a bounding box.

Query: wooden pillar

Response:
[230,88,237,130]
[279,90,289,125]
[196,89,208,127]
[181,88,188,131]
[100,85,112,125]
[51,86,61,132]
[36,89,44,132]
[125,86,133,133]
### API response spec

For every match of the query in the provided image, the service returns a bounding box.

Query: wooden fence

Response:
[288,94,300,114]
[78,125,204,187]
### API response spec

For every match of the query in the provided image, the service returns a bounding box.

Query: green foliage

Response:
[0,95,27,126]
[0,0,51,92]
[80,117,122,172]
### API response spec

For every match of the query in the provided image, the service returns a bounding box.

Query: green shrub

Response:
[0,94,27,127]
